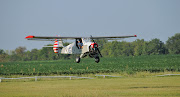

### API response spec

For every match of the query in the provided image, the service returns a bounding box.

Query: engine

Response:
[88,42,99,57]
[90,42,98,52]
[91,42,98,48]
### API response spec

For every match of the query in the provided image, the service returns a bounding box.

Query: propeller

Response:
[90,35,95,42]
[97,48,103,57]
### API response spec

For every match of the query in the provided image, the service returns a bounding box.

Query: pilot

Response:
[78,40,83,49]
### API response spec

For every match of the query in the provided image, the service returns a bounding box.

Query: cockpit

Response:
[76,38,83,49]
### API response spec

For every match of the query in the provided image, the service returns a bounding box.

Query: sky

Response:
[0,0,180,51]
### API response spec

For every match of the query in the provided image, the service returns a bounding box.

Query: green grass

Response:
[0,75,180,97]
[0,55,179,96]
[0,55,180,75]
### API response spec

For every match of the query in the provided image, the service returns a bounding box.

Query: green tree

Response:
[122,42,134,56]
[15,46,26,55]
[8,47,27,61]
[9,51,20,61]
[143,38,166,55]
[166,33,180,54]
[101,41,134,57]
[38,47,50,60]
[101,42,112,56]
[31,49,39,60]
[23,50,31,61]
[133,39,145,56]
[0,49,8,62]
[113,41,124,56]
[0,49,5,55]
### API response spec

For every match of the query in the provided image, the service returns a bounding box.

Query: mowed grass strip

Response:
[0,76,180,97]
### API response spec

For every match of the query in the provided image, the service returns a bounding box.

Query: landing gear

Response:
[95,56,100,63]
[76,55,100,63]
[76,57,80,63]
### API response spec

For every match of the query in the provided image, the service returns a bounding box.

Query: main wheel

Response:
[95,56,100,63]
[76,57,80,63]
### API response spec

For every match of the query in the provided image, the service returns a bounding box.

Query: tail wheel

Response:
[95,56,100,63]
[76,57,80,63]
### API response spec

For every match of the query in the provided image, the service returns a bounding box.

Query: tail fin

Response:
[53,39,59,53]
[43,39,64,54]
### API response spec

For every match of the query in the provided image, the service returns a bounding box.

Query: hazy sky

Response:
[0,0,180,51]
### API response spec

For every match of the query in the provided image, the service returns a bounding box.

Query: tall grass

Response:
[0,55,180,75]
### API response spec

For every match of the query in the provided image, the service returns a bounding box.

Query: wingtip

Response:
[134,35,137,37]
[25,35,35,39]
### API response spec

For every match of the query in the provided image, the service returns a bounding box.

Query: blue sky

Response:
[0,0,180,50]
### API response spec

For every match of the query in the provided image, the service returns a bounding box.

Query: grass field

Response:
[0,75,180,97]
[0,55,180,96]
[0,55,180,75]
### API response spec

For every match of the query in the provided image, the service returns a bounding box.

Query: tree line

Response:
[0,33,179,62]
